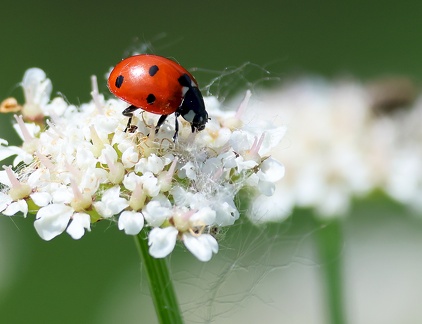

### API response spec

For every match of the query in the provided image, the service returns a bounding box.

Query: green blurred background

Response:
[1,1,422,323]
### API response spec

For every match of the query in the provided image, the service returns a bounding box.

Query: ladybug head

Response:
[190,109,209,133]
[177,82,209,133]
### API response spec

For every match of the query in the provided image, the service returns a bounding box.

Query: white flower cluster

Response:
[0,68,285,262]
[245,78,422,220]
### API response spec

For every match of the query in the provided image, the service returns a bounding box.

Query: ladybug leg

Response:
[155,114,169,134]
[173,114,179,142]
[122,105,138,132]
[153,114,178,142]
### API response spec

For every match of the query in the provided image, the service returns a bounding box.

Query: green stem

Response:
[134,230,184,324]
[315,219,346,324]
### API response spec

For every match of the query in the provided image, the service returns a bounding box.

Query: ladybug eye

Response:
[115,75,124,88]
[149,65,159,76]
[146,94,156,104]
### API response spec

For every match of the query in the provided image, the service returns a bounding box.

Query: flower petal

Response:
[257,158,285,182]
[135,154,165,175]
[121,146,139,168]
[34,204,73,241]
[148,227,178,258]
[248,187,293,224]
[66,213,91,239]
[179,162,196,180]
[3,200,28,217]
[142,198,172,227]
[22,68,52,107]
[183,233,218,262]
[118,211,144,235]
[93,186,128,218]
[258,180,276,196]
[212,196,239,226]
[190,207,216,226]
[30,192,52,207]
[0,192,13,212]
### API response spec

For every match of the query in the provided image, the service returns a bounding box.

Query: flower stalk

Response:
[134,229,184,324]
[315,219,346,324]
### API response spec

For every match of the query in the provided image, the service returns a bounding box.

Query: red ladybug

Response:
[107,54,208,140]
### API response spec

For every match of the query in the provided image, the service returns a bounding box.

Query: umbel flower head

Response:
[0,68,285,262]
[246,77,422,220]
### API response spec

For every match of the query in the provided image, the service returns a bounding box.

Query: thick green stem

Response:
[315,219,346,324]
[134,230,184,324]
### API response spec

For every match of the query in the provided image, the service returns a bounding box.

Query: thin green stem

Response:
[315,219,346,324]
[134,230,184,324]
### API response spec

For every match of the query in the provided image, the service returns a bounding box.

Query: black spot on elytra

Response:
[146,93,156,104]
[149,65,159,76]
[178,73,192,87]
[115,75,124,88]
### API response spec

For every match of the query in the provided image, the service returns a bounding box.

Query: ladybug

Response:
[107,54,208,140]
